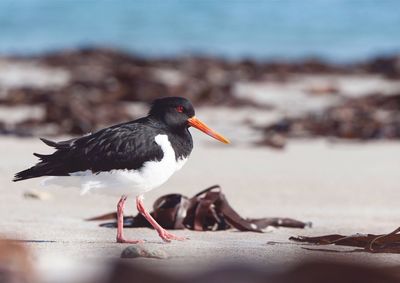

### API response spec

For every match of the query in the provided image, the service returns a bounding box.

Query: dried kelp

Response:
[290,227,400,253]
[1,49,400,137]
[260,93,400,148]
[88,185,310,232]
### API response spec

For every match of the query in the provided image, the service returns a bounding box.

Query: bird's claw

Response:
[158,230,188,242]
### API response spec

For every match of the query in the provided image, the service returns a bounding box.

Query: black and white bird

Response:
[13,97,229,243]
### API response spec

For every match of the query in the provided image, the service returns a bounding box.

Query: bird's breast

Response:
[138,134,185,188]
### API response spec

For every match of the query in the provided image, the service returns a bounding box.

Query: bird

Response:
[13,97,230,243]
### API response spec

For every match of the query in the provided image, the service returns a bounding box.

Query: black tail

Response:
[13,138,71,182]
[13,163,53,182]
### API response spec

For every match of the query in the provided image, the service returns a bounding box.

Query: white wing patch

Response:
[41,134,189,197]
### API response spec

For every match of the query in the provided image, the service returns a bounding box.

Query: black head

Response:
[149,97,195,130]
[149,96,230,144]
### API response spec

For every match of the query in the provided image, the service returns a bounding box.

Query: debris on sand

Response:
[23,190,52,200]
[89,185,311,232]
[260,93,400,148]
[290,227,400,254]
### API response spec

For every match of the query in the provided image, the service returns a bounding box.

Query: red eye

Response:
[176,106,184,113]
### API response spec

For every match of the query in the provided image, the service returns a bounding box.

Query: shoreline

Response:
[3,45,400,65]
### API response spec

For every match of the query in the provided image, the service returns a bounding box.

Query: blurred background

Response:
[1,1,400,282]
[1,0,400,59]
[0,0,399,142]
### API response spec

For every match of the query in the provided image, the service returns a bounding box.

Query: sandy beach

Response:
[1,135,400,280]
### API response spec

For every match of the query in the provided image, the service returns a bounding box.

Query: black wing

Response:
[13,119,164,181]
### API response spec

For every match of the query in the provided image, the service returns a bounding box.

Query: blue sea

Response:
[0,0,399,61]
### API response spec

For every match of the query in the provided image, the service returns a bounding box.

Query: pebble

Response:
[121,245,169,259]
[23,190,52,200]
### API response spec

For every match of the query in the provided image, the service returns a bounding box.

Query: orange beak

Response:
[187,116,230,144]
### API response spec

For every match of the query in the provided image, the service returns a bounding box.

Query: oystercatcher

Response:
[13,97,229,243]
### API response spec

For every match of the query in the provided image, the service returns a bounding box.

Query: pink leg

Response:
[116,195,143,244]
[136,195,187,243]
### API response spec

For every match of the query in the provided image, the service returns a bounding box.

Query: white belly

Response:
[42,134,188,196]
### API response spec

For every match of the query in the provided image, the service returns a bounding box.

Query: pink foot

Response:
[116,195,144,244]
[158,229,188,242]
[136,195,189,243]
[116,236,144,244]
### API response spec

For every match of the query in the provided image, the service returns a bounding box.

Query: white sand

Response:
[1,136,400,280]
[0,59,70,91]
[235,74,400,113]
